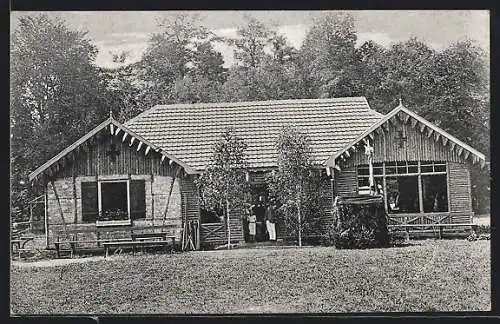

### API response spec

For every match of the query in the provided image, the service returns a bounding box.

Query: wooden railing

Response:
[388,212,473,238]
[388,212,453,226]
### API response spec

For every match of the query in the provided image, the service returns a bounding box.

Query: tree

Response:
[420,40,490,215]
[377,37,436,113]
[351,40,389,110]
[299,12,358,98]
[420,40,489,154]
[226,15,274,69]
[223,16,307,101]
[10,14,110,221]
[195,128,249,249]
[138,13,226,105]
[267,126,323,247]
[100,62,147,123]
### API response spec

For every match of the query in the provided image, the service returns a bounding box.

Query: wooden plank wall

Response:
[334,167,358,196]
[53,131,177,178]
[447,162,473,223]
[179,175,201,222]
[342,117,465,168]
[45,128,190,247]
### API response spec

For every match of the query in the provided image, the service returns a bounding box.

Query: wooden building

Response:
[28,97,487,250]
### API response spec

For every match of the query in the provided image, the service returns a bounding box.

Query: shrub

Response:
[332,195,389,249]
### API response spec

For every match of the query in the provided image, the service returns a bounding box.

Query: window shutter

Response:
[81,182,98,222]
[130,180,146,220]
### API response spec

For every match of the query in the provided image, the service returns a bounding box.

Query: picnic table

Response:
[11,236,34,259]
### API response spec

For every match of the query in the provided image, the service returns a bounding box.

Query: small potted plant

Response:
[97,209,131,226]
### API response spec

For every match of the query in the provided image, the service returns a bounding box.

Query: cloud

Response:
[277,24,308,49]
[92,23,456,69]
[94,41,148,69]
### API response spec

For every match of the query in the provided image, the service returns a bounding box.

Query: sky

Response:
[10,10,490,69]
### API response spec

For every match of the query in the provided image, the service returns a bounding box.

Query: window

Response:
[422,174,448,212]
[357,163,383,195]
[81,179,146,225]
[99,182,129,222]
[386,176,420,213]
[82,182,98,223]
[357,161,448,214]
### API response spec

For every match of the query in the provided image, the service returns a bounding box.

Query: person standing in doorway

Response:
[266,198,277,241]
[247,204,257,242]
[254,195,266,241]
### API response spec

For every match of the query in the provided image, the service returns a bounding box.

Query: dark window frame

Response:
[97,179,131,225]
[357,161,449,214]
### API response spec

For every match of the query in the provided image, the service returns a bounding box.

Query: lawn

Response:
[10,239,490,314]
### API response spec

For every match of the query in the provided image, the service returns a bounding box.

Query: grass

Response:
[10,239,490,314]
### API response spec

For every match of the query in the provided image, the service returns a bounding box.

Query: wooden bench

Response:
[53,226,178,258]
[54,238,132,258]
[131,232,175,243]
[103,237,176,258]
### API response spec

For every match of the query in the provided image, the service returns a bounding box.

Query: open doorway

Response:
[244,184,270,242]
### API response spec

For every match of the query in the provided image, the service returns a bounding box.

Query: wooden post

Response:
[50,179,69,241]
[226,196,231,250]
[417,161,424,213]
[196,219,200,250]
[383,163,388,213]
[29,205,33,233]
[150,166,154,224]
[44,186,49,249]
[72,167,78,224]
[297,184,302,247]
[330,177,335,211]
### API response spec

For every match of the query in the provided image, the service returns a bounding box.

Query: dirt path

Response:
[11,255,109,268]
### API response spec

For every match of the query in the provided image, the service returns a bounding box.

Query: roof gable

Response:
[325,103,486,169]
[124,97,384,170]
[29,116,196,182]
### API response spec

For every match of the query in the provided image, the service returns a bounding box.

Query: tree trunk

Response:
[226,196,231,250]
[297,185,302,247]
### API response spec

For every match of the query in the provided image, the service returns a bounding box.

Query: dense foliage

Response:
[194,128,249,247]
[10,14,111,221]
[266,126,327,246]
[10,12,490,222]
[330,195,389,249]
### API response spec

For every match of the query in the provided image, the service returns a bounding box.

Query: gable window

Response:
[81,179,146,226]
[357,161,448,214]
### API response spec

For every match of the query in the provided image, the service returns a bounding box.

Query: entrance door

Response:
[247,184,269,242]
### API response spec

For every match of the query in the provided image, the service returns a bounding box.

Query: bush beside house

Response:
[331,195,389,249]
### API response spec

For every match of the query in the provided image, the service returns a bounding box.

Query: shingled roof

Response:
[124,97,384,171]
